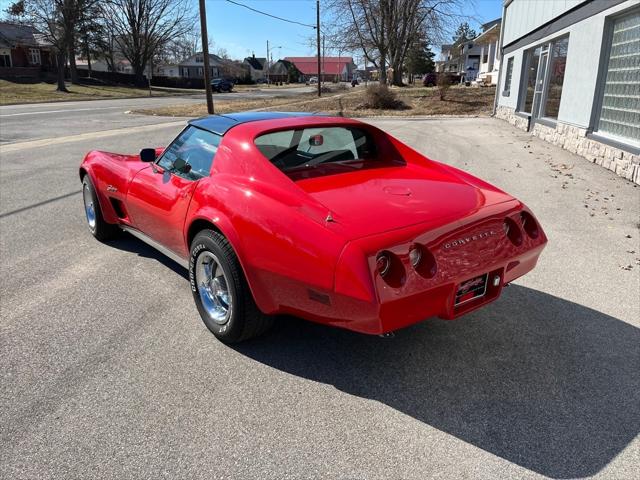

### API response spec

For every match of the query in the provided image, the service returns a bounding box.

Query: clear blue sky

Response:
[0,0,503,62]
[208,0,503,61]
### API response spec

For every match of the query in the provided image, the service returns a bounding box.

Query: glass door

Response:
[532,48,549,121]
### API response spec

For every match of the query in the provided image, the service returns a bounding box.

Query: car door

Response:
[126,126,221,256]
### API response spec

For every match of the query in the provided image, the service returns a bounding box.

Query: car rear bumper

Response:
[265,240,545,335]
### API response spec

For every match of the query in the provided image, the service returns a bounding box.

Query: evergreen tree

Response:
[452,22,478,43]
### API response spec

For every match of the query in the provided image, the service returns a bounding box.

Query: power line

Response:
[225,0,316,29]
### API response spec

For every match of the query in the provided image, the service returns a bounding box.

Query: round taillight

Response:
[376,252,391,277]
[409,244,422,267]
[504,217,523,246]
[520,211,539,239]
[415,247,437,278]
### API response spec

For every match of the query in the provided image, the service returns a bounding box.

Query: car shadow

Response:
[231,285,639,479]
[108,233,189,280]
[101,235,639,477]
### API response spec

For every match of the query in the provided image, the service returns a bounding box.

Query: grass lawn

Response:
[131,85,497,118]
[0,79,200,105]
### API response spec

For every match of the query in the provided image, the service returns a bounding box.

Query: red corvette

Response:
[80,112,547,343]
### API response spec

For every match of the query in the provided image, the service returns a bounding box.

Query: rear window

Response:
[254,127,376,172]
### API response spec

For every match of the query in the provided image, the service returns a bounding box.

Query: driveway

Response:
[0,115,638,479]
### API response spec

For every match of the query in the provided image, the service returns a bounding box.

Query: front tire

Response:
[189,229,273,343]
[82,175,119,241]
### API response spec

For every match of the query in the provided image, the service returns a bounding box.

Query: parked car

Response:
[211,78,233,92]
[306,76,318,85]
[80,112,547,343]
[256,78,267,84]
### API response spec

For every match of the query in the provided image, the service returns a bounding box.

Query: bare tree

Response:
[101,0,195,85]
[24,0,74,91]
[23,0,100,89]
[326,0,468,86]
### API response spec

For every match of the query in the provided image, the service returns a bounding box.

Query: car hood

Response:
[294,163,515,239]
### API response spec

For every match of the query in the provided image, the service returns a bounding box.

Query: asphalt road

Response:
[0,86,313,144]
[0,109,638,479]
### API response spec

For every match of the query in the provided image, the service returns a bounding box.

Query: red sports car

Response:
[80,112,547,343]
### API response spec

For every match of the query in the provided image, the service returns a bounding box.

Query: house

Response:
[495,0,639,183]
[0,22,53,78]
[474,18,501,85]
[179,52,222,79]
[243,55,266,81]
[155,64,179,77]
[284,56,356,82]
[436,44,458,73]
[267,59,300,83]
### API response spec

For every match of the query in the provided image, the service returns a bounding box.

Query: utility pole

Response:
[199,0,214,114]
[266,40,270,86]
[316,0,321,97]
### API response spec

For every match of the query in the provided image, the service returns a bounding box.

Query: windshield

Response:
[254,126,377,172]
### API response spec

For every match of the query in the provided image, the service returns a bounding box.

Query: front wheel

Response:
[82,175,119,241]
[189,229,273,343]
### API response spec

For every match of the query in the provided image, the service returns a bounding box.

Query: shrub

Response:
[437,74,451,101]
[361,84,408,110]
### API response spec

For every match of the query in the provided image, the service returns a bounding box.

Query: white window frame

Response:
[0,48,11,67]
[29,48,41,65]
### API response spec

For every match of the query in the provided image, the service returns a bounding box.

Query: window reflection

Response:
[543,37,569,119]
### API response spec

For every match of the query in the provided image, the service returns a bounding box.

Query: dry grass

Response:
[131,85,496,118]
[132,92,329,117]
[0,79,198,105]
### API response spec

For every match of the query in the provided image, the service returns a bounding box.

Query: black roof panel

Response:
[189,111,322,135]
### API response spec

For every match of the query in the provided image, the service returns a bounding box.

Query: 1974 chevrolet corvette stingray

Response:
[80,112,547,343]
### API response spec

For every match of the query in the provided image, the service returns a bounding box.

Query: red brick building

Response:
[0,22,53,79]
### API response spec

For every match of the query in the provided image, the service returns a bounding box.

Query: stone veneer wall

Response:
[495,106,640,184]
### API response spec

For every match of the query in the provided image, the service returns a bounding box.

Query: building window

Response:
[29,48,41,65]
[183,68,189,78]
[195,55,203,63]
[543,37,568,119]
[0,49,11,67]
[595,10,640,146]
[502,57,514,96]
[198,67,203,76]
[518,35,569,119]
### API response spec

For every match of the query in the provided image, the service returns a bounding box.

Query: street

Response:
[0,86,313,144]
[1,107,638,479]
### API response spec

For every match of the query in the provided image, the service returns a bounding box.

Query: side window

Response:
[502,57,514,96]
[157,126,220,180]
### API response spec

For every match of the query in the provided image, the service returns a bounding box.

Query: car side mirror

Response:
[140,148,156,162]
[173,158,192,174]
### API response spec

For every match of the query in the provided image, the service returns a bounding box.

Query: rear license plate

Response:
[455,273,488,306]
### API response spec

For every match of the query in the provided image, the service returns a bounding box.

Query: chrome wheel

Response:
[83,183,96,230]
[195,251,232,325]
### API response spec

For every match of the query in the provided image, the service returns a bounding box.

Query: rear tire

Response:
[82,175,119,242]
[189,229,273,343]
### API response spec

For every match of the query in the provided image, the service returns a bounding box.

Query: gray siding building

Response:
[495,0,640,183]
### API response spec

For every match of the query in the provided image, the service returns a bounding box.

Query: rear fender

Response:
[185,208,278,314]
